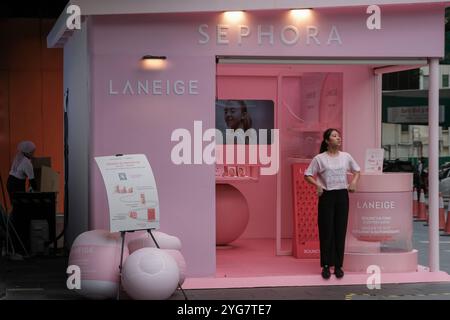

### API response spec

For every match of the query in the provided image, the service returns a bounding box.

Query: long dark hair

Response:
[319,128,340,153]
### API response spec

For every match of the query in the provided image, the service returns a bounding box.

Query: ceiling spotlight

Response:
[142,55,167,60]
[224,11,245,22]
[290,9,312,19]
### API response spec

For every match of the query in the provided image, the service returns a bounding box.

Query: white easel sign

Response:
[95,154,160,232]
[364,148,385,174]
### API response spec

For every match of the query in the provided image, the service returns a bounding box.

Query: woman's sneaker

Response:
[334,267,344,279]
[321,266,331,279]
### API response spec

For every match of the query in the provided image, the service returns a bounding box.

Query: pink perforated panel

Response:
[292,162,320,258]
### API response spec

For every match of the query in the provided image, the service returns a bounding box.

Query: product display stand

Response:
[292,161,320,258]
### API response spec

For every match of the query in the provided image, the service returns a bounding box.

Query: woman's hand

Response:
[348,181,357,193]
[316,185,323,196]
[348,171,360,193]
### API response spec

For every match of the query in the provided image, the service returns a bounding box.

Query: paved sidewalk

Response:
[0,220,449,300]
[168,282,450,300]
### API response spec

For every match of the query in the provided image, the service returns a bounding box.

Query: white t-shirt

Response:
[9,157,34,180]
[304,151,360,190]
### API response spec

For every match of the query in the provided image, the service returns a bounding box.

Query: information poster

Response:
[95,154,160,232]
[364,148,384,174]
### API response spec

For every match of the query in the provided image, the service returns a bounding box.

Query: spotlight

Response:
[141,55,167,70]
[224,11,245,22]
[290,9,312,19]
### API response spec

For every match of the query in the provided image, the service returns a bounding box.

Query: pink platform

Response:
[183,239,450,289]
[344,250,418,273]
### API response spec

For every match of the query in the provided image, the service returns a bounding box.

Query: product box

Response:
[32,157,51,191]
[39,166,59,192]
[31,157,51,169]
[31,157,59,192]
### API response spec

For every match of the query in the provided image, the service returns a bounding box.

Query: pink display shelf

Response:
[292,161,320,258]
[215,164,261,183]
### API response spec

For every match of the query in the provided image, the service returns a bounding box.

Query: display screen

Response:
[215,99,274,144]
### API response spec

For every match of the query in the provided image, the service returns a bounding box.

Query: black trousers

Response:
[318,189,349,268]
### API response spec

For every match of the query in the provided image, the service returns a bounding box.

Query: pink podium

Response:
[344,173,418,272]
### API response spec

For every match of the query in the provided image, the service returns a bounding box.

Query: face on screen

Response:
[216,99,274,145]
[224,101,244,130]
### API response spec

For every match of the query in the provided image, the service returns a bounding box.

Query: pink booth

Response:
[48,0,449,286]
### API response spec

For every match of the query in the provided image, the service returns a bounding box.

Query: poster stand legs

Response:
[117,231,126,300]
[116,229,188,300]
[147,229,188,300]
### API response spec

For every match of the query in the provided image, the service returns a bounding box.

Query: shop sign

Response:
[387,105,444,124]
[108,79,199,96]
[198,24,342,46]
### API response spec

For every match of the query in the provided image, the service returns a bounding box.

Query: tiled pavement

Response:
[1,220,450,300]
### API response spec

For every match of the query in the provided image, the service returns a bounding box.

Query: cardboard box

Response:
[32,157,52,190]
[38,166,59,192]
[31,157,51,169]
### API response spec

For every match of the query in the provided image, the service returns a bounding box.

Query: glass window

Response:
[422,75,429,90]
[443,74,449,87]
[401,124,409,132]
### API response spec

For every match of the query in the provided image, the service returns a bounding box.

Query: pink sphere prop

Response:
[68,229,129,299]
[127,231,181,254]
[125,230,148,246]
[163,249,187,285]
[122,248,180,300]
[216,184,249,245]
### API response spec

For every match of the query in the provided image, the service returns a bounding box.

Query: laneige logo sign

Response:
[108,79,199,96]
[356,201,395,210]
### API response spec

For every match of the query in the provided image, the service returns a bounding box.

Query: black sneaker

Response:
[334,267,344,279]
[321,266,331,279]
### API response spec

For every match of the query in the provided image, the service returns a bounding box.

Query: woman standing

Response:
[304,129,360,279]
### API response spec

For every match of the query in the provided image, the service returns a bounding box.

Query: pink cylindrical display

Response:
[345,173,416,272]
[349,192,412,244]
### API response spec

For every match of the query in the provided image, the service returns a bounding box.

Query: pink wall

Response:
[86,5,444,276]
[89,52,217,276]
